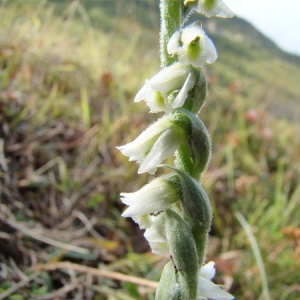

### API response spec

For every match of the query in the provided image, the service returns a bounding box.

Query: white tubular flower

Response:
[184,0,233,18]
[121,176,181,254]
[117,116,186,174]
[197,261,234,300]
[144,214,169,254]
[168,24,217,68]
[134,63,195,113]
[121,176,180,221]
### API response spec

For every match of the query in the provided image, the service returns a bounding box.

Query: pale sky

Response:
[226,0,300,55]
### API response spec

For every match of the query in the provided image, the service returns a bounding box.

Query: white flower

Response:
[120,176,181,254]
[144,214,169,254]
[121,176,180,221]
[134,63,195,113]
[198,261,234,300]
[168,24,218,68]
[117,116,186,174]
[184,0,233,18]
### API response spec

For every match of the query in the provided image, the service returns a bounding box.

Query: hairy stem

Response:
[160,0,182,67]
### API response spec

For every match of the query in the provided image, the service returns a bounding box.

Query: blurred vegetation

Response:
[0,0,299,299]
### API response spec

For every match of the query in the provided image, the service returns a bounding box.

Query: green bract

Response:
[155,261,180,300]
[165,209,198,300]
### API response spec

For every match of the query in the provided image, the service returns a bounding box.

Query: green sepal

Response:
[165,166,212,266]
[155,261,180,300]
[174,108,211,179]
[164,209,198,300]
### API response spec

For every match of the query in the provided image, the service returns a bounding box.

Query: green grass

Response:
[0,1,300,299]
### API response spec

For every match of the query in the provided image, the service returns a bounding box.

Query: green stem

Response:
[160,0,182,67]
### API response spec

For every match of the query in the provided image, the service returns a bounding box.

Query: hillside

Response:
[1,1,300,299]
[47,0,300,122]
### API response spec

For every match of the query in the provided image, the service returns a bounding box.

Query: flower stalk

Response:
[160,0,183,67]
[118,0,235,299]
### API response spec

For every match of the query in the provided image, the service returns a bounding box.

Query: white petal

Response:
[138,127,185,174]
[148,242,169,254]
[181,26,204,45]
[149,63,190,94]
[144,223,165,243]
[131,215,152,229]
[120,178,169,205]
[130,214,162,229]
[121,180,178,218]
[196,0,233,18]
[202,35,218,64]
[174,25,218,67]
[134,82,166,113]
[167,31,181,54]
[117,136,156,163]
[144,215,169,254]
[213,0,234,18]
[121,194,175,218]
[134,82,153,103]
[198,277,234,300]
[172,72,195,108]
[117,117,173,162]
[199,261,216,280]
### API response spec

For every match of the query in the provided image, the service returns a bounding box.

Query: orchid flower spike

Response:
[197,261,234,300]
[118,0,235,298]
[184,0,233,18]
[134,63,195,113]
[168,23,217,68]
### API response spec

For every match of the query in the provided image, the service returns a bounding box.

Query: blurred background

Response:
[0,0,299,299]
